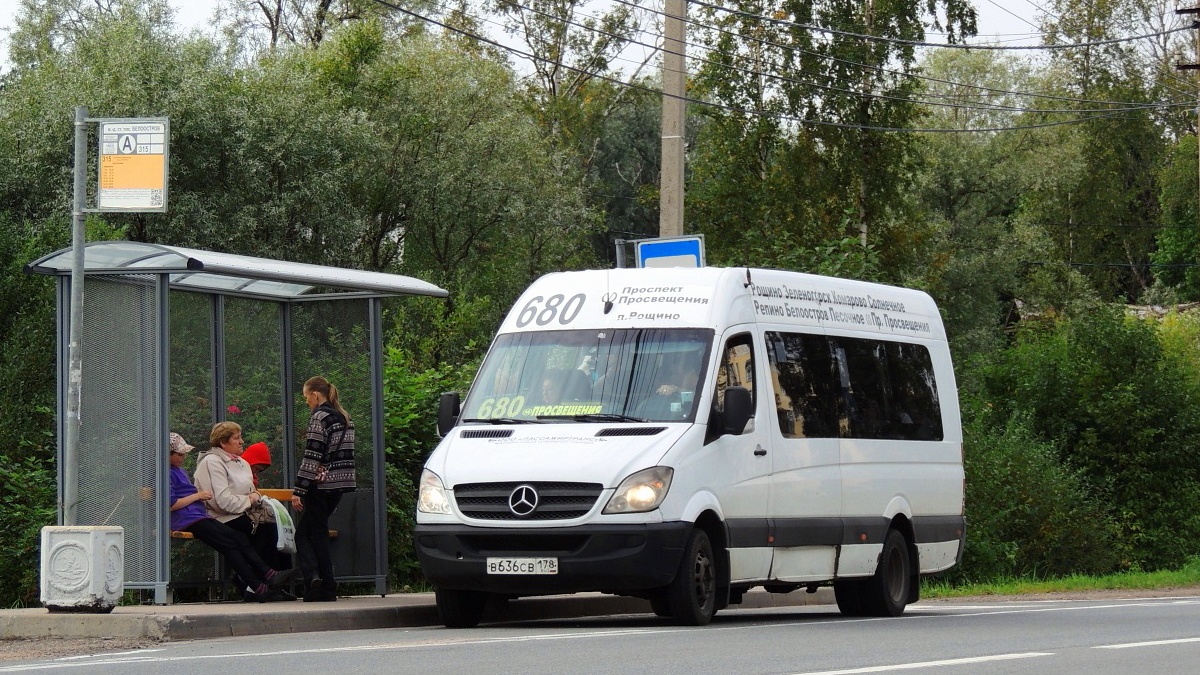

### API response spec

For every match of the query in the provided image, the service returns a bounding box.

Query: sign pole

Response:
[65,106,88,525]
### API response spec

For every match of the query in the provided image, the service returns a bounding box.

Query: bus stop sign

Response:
[636,236,705,268]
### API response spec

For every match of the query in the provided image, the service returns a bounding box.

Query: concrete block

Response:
[40,526,124,613]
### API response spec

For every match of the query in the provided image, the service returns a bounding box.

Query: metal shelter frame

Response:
[26,241,447,604]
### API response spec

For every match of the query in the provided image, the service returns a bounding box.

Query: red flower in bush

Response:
[227,404,241,414]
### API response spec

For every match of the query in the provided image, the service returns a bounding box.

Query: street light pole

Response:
[65,105,88,525]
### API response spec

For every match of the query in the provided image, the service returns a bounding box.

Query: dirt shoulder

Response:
[0,636,160,662]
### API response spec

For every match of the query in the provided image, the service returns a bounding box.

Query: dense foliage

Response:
[4,0,1200,604]
[964,310,1200,571]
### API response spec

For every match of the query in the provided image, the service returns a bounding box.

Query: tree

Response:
[478,0,661,264]
[1022,0,1168,301]
[6,0,171,71]
[1152,135,1200,297]
[688,0,977,273]
[298,23,601,362]
[223,0,406,50]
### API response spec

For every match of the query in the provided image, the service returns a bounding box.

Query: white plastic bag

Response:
[261,496,297,554]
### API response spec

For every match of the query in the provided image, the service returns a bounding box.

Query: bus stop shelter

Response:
[25,241,447,604]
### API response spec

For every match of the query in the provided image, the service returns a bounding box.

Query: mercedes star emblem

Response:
[508,485,539,517]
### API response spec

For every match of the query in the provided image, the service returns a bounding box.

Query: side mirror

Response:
[722,386,752,435]
[437,392,461,438]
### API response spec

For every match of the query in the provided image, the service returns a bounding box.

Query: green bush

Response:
[964,308,1200,571]
[382,346,479,589]
[0,452,57,607]
[951,407,1123,583]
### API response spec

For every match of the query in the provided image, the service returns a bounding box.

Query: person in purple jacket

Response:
[169,432,297,602]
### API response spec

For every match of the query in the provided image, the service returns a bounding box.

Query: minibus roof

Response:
[500,267,945,341]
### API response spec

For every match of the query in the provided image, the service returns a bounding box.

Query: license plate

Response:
[486,557,559,575]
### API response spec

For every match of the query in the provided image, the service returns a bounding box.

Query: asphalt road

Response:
[4,594,1199,674]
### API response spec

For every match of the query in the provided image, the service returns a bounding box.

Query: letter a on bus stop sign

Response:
[97,119,169,212]
[636,236,705,268]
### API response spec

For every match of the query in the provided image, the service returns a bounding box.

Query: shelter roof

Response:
[25,241,448,301]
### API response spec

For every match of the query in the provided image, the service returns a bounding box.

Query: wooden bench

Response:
[171,488,337,539]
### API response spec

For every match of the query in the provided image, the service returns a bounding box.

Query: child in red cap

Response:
[242,441,271,487]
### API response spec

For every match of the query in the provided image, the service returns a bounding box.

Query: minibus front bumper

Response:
[414,522,693,594]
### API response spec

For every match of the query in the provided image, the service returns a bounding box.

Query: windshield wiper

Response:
[538,413,648,423]
[461,417,543,424]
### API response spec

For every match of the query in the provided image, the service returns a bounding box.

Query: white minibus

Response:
[416,267,964,627]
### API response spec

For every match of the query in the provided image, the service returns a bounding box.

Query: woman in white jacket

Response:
[194,421,288,573]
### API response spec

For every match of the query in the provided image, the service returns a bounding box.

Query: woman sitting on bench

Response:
[169,432,297,602]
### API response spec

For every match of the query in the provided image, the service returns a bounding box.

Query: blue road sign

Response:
[636,236,705,268]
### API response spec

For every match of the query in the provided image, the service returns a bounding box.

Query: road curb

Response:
[0,588,834,641]
[0,613,172,640]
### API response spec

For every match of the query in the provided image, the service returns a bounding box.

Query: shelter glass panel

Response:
[223,298,286,489]
[77,275,159,585]
[168,290,222,588]
[290,299,376,579]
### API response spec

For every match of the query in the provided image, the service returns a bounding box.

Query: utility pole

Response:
[1176,8,1200,231]
[660,0,686,237]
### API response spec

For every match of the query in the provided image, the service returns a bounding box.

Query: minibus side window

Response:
[884,342,943,441]
[764,332,943,441]
[765,331,838,439]
[839,339,894,439]
[835,337,943,441]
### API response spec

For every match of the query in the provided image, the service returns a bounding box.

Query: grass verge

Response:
[922,558,1200,598]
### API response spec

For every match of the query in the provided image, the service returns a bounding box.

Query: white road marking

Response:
[786,652,1054,674]
[1095,636,1200,649]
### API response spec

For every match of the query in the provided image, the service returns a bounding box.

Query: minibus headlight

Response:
[604,466,673,514]
[418,469,452,515]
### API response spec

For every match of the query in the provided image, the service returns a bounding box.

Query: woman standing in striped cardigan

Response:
[291,375,356,602]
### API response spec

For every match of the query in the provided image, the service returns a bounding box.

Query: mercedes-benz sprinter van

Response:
[416,267,964,627]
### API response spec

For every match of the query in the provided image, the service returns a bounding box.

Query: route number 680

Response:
[515,293,587,327]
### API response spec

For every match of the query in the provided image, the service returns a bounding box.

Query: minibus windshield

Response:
[461,328,713,423]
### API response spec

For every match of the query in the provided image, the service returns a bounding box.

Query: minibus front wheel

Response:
[667,528,717,625]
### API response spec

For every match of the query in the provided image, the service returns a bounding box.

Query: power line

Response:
[608,0,1184,109]
[432,0,661,76]
[364,0,1183,133]
[985,0,1042,32]
[477,0,1193,117]
[689,0,1196,51]
[496,0,1183,116]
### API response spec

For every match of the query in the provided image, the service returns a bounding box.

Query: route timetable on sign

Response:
[97,120,168,212]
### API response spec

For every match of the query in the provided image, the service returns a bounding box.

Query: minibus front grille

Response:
[595,426,667,437]
[454,482,604,520]
[460,429,515,439]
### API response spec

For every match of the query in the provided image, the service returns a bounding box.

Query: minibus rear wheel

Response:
[436,588,488,628]
[862,529,911,617]
[668,528,717,625]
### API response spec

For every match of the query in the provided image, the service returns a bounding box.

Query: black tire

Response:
[435,588,488,628]
[861,529,911,617]
[834,579,868,616]
[667,528,717,626]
